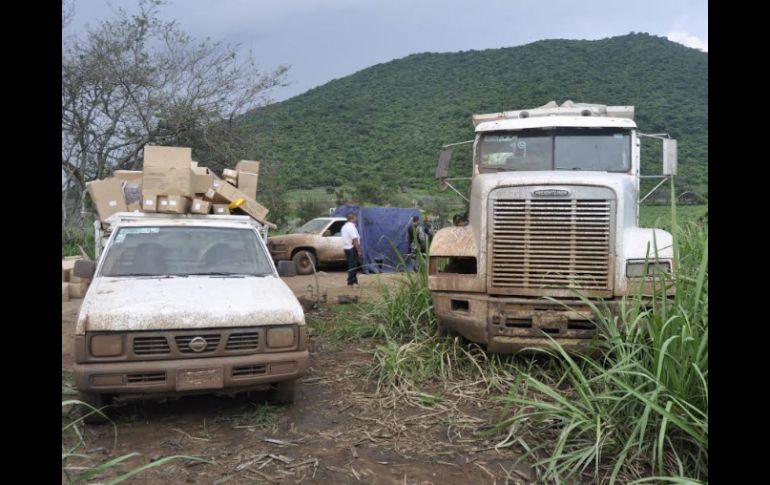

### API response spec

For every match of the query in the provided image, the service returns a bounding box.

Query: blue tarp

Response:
[332,205,421,273]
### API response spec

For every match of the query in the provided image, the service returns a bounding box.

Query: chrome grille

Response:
[133,336,170,355]
[490,197,612,293]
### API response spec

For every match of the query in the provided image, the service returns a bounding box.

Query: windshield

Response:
[478,128,631,172]
[296,218,331,234]
[99,226,273,277]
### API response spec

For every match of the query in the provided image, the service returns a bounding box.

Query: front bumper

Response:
[73,350,309,398]
[432,292,622,353]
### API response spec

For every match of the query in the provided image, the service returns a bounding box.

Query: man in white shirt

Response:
[341,213,363,286]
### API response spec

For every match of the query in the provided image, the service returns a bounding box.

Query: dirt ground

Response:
[62,271,533,485]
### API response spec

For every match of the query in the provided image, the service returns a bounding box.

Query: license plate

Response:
[176,368,224,391]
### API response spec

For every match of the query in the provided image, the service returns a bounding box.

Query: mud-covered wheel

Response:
[437,322,461,339]
[267,380,296,404]
[77,392,113,424]
[292,250,316,275]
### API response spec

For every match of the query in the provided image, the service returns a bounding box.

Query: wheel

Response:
[437,322,461,339]
[77,391,113,424]
[292,250,317,275]
[267,380,296,404]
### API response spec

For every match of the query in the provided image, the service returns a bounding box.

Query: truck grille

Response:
[226,332,260,351]
[127,328,268,360]
[490,194,613,295]
[175,334,221,354]
[133,336,170,355]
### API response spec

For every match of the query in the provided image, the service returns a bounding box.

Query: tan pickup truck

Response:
[267,217,347,274]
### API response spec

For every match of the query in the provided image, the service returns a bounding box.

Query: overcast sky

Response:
[66,0,708,102]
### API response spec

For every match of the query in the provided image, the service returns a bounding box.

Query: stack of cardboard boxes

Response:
[62,256,90,301]
[85,145,268,224]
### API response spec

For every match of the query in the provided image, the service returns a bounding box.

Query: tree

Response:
[255,160,290,227]
[61,0,288,224]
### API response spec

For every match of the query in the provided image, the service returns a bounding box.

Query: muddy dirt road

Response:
[62,272,532,484]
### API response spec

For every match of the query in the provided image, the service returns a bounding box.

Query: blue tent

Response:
[332,205,421,273]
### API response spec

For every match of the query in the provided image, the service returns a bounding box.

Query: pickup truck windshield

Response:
[478,128,631,172]
[297,219,331,234]
[99,226,273,277]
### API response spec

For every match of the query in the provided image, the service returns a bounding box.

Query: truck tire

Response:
[77,392,112,424]
[267,380,296,404]
[292,250,316,275]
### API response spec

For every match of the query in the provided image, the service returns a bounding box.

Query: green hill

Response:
[245,33,707,198]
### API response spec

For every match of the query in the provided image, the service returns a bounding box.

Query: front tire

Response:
[77,392,113,424]
[267,380,296,404]
[292,250,317,275]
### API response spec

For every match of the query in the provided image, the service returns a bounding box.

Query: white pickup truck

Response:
[72,213,308,422]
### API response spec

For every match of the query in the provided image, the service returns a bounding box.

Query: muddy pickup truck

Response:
[71,213,309,422]
[267,217,347,274]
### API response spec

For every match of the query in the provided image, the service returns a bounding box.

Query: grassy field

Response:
[320,203,708,484]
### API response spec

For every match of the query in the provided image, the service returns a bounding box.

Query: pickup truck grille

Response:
[489,188,614,297]
[128,328,271,360]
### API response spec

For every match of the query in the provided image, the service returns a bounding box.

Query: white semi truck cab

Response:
[429,101,676,353]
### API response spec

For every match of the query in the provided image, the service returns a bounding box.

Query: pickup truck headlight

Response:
[90,334,124,357]
[626,260,672,278]
[267,327,295,348]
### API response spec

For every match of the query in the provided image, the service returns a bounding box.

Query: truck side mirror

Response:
[663,138,678,176]
[73,260,96,279]
[436,149,452,192]
[436,149,452,179]
[276,260,296,277]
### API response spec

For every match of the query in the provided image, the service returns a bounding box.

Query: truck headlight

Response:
[626,260,672,278]
[267,327,295,348]
[90,334,124,357]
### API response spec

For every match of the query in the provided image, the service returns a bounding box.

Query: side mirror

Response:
[73,260,96,279]
[663,138,678,176]
[276,260,296,277]
[436,149,453,192]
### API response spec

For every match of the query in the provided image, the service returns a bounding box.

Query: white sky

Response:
[66,0,708,101]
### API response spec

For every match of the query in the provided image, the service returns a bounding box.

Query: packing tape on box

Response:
[228,198,246,210]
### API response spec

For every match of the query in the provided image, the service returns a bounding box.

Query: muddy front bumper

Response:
[432,292,621,353]
[73,350,309,399]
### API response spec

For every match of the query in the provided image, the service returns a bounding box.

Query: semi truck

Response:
[429,101,676,353]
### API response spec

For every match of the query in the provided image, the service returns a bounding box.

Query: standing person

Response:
[422,215,433,250]
[341,212,363,286]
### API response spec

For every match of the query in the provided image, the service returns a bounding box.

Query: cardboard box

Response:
[212,204,231,215]
[113,170,143,183]
[158,195,191,214]
[223,168,238,179]
[62,283,70,302]
[62,266,69,282]
[127,201,142,212]
[141,192,159,212]
[203,180,229,203]
[224,176,238,187]
[237,172,259,200]
[68,282,89,299]
[235,160,260,173]
[191,164,215,194]
[70,273,86,284]
[191,198,211,214]
[86,178,128,221]
[142,145,193,196]
[211,181,269,222]
[235,160,259,199]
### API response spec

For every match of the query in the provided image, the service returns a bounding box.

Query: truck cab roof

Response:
[473,100,637,132]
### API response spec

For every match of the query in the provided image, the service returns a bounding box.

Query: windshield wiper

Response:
[185,272,269,277]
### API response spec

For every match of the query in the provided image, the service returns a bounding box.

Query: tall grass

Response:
[493,216,708,484]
